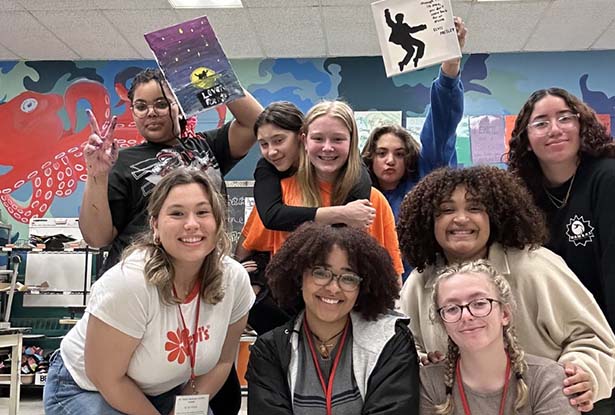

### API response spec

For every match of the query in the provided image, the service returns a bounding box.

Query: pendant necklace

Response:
[311,326,346,360]
[543,172,576,209]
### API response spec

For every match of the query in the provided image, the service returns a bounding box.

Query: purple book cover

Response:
[144,15,244,117]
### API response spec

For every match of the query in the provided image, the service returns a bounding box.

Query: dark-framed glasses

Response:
[437,297,501,323]
[131,99,174,118]
[310,266,362,291]
[527,112,579,136]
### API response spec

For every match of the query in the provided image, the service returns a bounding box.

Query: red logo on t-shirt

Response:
[164,325,210,364]
[165,328,190,364]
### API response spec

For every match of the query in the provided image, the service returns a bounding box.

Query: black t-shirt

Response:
[539,157,615,330]
[103,122,237,272]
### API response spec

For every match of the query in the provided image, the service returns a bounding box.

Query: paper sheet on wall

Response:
[145,15,244,117]
[355,111,402,151]
[371,0,461,77]
[470,115,506,164]
[244,197,255,225]
[455,116,471,166]
[405,117,426,145]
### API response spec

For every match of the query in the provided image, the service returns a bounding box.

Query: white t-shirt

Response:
[60,250,255,396]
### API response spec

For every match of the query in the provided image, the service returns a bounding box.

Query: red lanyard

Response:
[303,319,350,415]
[456,353,511,415]
[173,286,201,389]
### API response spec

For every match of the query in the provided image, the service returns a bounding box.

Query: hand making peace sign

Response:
[83,109,119,178]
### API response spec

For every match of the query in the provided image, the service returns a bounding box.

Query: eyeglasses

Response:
[131,99,175,118]
[437,297,501,323]
[310,266,362,291]
[527,112,579,136]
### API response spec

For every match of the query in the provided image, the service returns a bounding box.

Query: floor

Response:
[0,388,248,414]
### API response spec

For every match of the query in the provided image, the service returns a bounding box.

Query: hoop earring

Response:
[153,233,161,246]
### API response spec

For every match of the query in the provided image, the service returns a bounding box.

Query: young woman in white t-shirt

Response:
[43,167,255,415]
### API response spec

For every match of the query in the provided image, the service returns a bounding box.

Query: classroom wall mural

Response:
[2,50,615,240]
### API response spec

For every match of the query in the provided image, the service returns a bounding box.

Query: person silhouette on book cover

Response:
[385,8,427,71]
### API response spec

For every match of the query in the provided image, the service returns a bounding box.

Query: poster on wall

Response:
[405,117,426,145]
[456,116,472,166]
[145,15,244,117]
[371,0,461,77]
[470,115,506,164]
[355,111,402,151]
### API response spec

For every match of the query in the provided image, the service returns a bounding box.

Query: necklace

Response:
[311,325,347,359]
[543,172,576,209]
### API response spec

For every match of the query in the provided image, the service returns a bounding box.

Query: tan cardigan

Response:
[400,243,615,401]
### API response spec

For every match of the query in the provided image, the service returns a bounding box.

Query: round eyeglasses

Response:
[527,112,579,137]
[131,99,174,118]
[310,266,362,291]
[437,298,501,323]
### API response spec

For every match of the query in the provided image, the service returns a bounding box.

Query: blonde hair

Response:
[296,100,362,207]
[124,167,231,305]
[431,260,529,414]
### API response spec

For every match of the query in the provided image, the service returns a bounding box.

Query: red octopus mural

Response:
[0,80,117,223]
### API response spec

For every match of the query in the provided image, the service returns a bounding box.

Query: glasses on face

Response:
[437,297,501,323]
[527,112,579,136]
[310,266,362,291]
[131,99,174,118]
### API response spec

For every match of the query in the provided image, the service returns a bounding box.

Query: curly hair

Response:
[397,166,547,271]
[431,260,529,414]
[124,167,230,305]
[507,87,615,199]
[361,124,421,191]
[265,222,399,320]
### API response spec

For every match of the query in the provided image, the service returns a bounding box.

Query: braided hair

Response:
[431,260,529,414]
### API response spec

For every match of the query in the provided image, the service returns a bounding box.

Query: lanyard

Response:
[173,286,201,394]
[303,319,350,415]
[456,353,511,415]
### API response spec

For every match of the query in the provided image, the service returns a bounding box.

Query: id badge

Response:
[174,394,209,415]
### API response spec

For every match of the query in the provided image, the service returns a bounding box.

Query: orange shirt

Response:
[242,177,404,276]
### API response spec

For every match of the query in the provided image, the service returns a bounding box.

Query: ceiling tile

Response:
[242,0,318,7]
[0,42,19,59]
[0,11,79,59]
[0,0,23,10]
[18,0,171,10]
[104,9,182,58]
[323,6,380,56]
[32,10,139,59]
[465,1,549,53]
[525,0,615,51]
[174,8,263,58]
[248,7,326,57]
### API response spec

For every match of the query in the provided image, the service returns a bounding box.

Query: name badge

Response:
[175,394,209,415]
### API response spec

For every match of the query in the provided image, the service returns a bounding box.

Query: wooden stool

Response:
[0,331,23,415]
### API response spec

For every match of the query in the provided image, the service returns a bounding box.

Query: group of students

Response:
[40,17,615,415]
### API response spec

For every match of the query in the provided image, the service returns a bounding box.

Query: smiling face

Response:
[132,80,180,145]
[434,185,490,264]
[152,182,217,277]
[437,272,509,354]
[527,95,581,171]
[372,133,407,190]
[304,114,351,183]
[302,245,359,333]
[257,123,301,172]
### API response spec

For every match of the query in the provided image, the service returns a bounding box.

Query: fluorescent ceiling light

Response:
[168,0,243,8]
